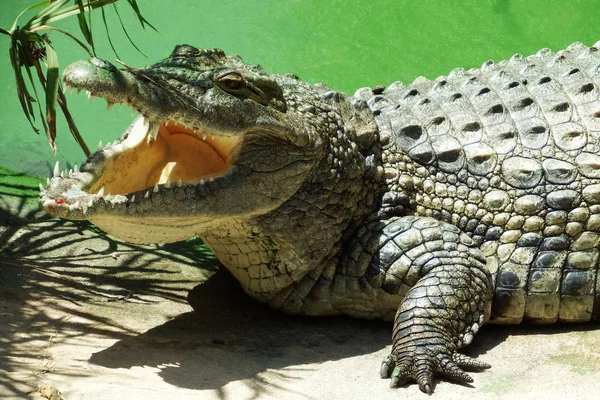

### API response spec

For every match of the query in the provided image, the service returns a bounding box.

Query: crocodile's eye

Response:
[171,44,199,57]
[216,71,246,93]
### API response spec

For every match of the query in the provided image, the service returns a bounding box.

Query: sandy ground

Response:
[1,188,600,400]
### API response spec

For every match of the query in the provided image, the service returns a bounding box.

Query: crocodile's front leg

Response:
[358,216,493,393]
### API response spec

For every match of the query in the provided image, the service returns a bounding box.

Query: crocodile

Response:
[39,41,600,394]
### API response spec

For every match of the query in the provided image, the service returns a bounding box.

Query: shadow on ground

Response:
[90,270,598,394]
[0,173,218,398]
[90,270,393,391]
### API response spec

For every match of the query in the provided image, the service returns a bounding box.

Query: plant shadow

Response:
[0,176,218,398]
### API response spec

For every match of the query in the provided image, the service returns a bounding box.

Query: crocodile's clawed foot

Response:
[381,347,490,394]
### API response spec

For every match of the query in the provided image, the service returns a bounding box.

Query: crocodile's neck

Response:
[199,95,385,305]
[200,220,302,302]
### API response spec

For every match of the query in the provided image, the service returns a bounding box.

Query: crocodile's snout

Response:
[62,58,135,104]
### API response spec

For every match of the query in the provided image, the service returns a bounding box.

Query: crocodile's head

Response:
[40,45,378,245]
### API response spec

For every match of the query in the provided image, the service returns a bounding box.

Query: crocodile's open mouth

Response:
[39,84,242,218]
[85,114,241,195]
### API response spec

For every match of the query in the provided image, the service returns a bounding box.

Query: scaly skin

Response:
[40,42,600,393]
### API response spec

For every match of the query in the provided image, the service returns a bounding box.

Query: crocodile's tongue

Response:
[87,116,231,195]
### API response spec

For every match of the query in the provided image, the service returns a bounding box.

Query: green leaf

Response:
[75,0,94,51]
[9,35,39,133]
[35,25,93,56]
[10,0,51,32]
[112,3,146,57]
[23,61,49,138]
[44,40,59,152]
[100,7,120,59]
[33,0,71,20]
[126,0,158,32]
[24,0,119,30]
[86,0,95,55]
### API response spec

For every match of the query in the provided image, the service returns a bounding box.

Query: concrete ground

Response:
[1,181,599,400]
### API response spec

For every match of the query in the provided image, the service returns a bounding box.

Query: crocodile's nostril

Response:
[90,57,117,72]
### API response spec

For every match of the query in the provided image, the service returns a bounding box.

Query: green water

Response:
[1,0,599,178]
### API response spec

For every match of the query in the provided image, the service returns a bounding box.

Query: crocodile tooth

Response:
[105,141,111,149]
[74,164,79,173]
[209,177,214,182]
[60,171,65,178]
[87,199,93,208]
[147,123,160,143]
[97,186,105,197]
[43,199,54,208]
[143,116,150,126]
[86,90,91,97]
[46,178,50,186]
[177,179,183,188]
[72,200,80,209]
[144,191,150,199]
[202,132,208,140]
[153,183,159,193]
[39,183,45,192]
[129,195,136,203]
[199,179,205,185]
[76,88,82,95]
[97,141,103,151]
[68,169,73,176]
[53,161,60,177]
[107,102,114,111]
[165,178,171,189]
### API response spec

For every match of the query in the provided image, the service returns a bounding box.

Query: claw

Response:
[389,366,403,388]
[422,384,433,395]
[389,364,411,388]
[380,356,394,379]
[416,368,434,394]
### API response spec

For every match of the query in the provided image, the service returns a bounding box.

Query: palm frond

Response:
[75,0,94,52]
[44,39,59,151]
[1,0,157,156]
